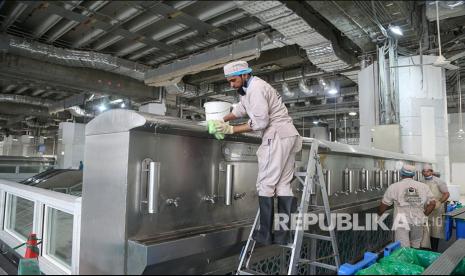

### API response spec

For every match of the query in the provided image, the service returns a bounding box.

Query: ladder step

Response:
[299,259,337,271]
[303,233,332,241]
[237,268,265,275]
[276,243,294,249]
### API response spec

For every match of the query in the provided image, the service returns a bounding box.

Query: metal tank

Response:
[79,109,432,275]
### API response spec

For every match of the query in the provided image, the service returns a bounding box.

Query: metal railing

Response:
[0,179,81,274]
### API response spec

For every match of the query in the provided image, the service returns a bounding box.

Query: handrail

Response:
[0,179,81,275]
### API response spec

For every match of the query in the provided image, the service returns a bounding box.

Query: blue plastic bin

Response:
[457,219,465,239]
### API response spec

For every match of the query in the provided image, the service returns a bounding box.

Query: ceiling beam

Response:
[138,1,230,41]
[26,1,183,55]
[282,1,359,66]
[1,2,29,32]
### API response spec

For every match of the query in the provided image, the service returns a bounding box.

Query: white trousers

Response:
[395,224,424,248]
[256,135,302,197]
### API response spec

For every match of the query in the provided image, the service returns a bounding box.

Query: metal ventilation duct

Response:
[164,82,198,98]
[0,94,54,107]
[0,34,149,81]
[144,35,262,87]
[67,106,94,118]
[234,1,350,72]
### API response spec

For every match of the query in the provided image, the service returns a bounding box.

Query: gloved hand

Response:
[207,120,225,140]
[214,120,234,135]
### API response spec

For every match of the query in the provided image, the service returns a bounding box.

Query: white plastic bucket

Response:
[204,101,231,121]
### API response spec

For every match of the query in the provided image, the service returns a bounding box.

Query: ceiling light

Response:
[98,104,107,112]
[110,99,124,104]
[313,120,319,125]
[349,111,358,117]
[447,1,464,8]
[389,25,403,36]
[328,88,338,95]
[121,103,126,108]
[28,136,34,139]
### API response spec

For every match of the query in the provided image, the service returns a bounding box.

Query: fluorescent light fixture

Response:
[110,99,124,104]
[121,103,126,108]
[28,136,34,139]
[389,25,403,36]
[349,111,357,116]
[313,120,319,125]
[448,1,464,8]
[98,104,107,112]
[328,88,338,95]
[12,139,18,142]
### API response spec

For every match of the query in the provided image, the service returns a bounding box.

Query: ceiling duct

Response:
[0,94,54,107]
[25,120,57,129]
[234,1,351,72]
[68,106,95,118]
[144,35,262,87]
[164,82,199,98]
[0,34,149,81]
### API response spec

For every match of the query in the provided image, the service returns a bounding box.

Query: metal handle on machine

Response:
[225,164,234,206]
[348,170,354,193]
[362,169,370,191]
[148,162,160,214]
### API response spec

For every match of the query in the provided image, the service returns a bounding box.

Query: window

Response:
[18,166,41,174]
[0,166,16,174]
[5,195,34,240]
[45,208,73,268]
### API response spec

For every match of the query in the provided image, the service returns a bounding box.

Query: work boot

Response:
[273,196,297,245]
[252,196,274,245]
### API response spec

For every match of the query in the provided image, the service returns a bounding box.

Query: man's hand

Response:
[425,200,436,216]
[214,120,234,135]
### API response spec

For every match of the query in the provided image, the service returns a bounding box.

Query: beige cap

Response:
[401,164,416,177]
[223,60,252,77]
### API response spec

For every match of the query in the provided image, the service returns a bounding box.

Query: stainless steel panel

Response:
[80,110,435,275]
[80,132,131,275]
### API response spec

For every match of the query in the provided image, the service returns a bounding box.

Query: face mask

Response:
[425,176,433,180]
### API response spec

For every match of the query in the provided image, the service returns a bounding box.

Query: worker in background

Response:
[422,164,450,252]
[79,161,84,171]
[379,164,436,248]
[210,60,302,246]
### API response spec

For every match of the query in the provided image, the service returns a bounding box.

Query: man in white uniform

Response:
[379,164,436,248]
[210,60,302,245]
[422,164,450,252]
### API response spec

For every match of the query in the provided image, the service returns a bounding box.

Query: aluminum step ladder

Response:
[237,140,341,275]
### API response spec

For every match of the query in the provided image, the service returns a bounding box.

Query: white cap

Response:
[223,60,252,77]
[423,164,433,171]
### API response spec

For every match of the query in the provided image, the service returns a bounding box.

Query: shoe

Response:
[252,196,274,245]
[273,196,297,245]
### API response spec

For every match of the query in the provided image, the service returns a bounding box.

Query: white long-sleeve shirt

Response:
[232,77,299,143]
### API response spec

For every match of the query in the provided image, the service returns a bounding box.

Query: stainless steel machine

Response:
[79,109,432,275]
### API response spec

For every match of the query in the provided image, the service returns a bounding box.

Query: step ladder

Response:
[237,140,341,275]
